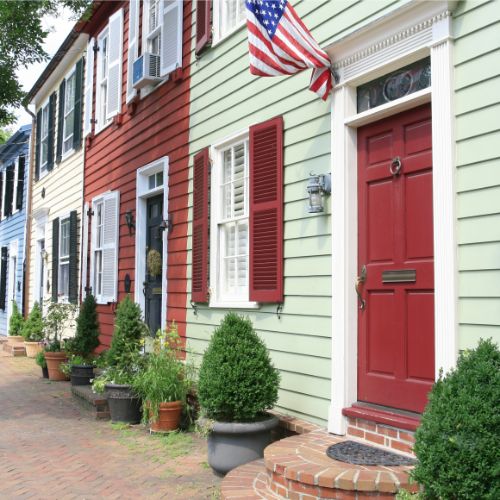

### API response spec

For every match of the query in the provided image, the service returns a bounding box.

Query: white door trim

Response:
[135,157,169,332]
[328,1,458,435]
[6,240,19,332]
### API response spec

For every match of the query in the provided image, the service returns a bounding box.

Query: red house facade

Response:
[82,0,192,347]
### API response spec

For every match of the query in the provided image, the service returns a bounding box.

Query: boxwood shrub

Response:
[198,313,280,422]
[412,338,500,499]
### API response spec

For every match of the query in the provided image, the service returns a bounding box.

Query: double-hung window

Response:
[96,28,110,131]
[40,102,50,174]
[58,217,70,299]
[214,0,246,42]
[147,0,162,56]
[62,70,76,154]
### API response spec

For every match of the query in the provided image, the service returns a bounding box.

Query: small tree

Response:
[65,294,100,357]
[9,300,24,336]
[412,338,500,500]
[198,313,280,422]
[21,302,44,341]
[43,300,76,351]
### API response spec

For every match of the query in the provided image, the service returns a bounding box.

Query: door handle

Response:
[355,265,367,311]
[142,281,148,297]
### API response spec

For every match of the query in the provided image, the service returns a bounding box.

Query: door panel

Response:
[357,104,434,413]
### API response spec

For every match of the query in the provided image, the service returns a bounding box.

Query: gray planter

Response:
[207,414,279,475]
[105,383,142,424]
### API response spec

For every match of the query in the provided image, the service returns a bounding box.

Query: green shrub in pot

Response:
[21,302,44,342]
[9,301,24,337]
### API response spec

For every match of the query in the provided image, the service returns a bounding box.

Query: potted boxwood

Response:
[198,313,281,475]
[63,294,100,385]
[93,296,147,424]
[21,302,45,357]
[132,325,191,433]
[7,300,25,345]
[43,300,76,381]
[35,350,49,378]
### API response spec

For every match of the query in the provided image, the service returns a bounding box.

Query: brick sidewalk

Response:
[0,354,221,499]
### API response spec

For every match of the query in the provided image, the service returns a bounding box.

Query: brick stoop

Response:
[221,430,418,500]
[2,341,26,357]
[71,385,110,420]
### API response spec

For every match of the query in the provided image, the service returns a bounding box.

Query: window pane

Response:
[59,263,69,297]
[60,219,70,257]
[156,171,163,186]
[148,174,156,190]
[221,0,246,36]
[233,143,245,216]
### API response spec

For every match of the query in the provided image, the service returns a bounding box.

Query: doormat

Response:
[326,440,417,466]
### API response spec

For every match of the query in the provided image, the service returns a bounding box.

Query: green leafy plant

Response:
[43,300,76,351]
[412,338,500,500]
[21,302,44,341]
[35,350,47,369]
[132,324,191,424]
[198,313,280,422]
[9,300,24,336]
[64,294,100,358]
[61,354,95,376]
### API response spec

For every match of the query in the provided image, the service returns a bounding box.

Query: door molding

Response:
[328,1,458,435]
[135,156,169,332]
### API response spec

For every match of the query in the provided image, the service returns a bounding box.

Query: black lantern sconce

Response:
[306,173,331,213]
[124,210,135,235]
[124,274,132,294]
[159,214,173,233]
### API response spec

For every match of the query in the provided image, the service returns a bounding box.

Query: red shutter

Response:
[191,148,210,302]
[195,0,211,55]
[249,116,284,303]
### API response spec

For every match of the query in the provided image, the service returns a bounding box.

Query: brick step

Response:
[2,342,26,357]
[71,384,110,420]
[221,430,418,499]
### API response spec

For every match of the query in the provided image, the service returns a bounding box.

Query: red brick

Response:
[357,420,377,432]
[391,440,413,454]
[271,471,288,487]
[365,431,385,445]
[273,483,288,497]
[399,431,415,443]
[289,479,319,496]
[337,469,357,490]
[347,426,365,438]
[377,472,398,493]
[376,425,398,438]
[355,471,378,491]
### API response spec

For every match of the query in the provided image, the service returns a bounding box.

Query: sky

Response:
[13,8,75,130]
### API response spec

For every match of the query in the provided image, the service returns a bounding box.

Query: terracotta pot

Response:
[24,341,43,358]
[150,401,183,433]
[45,351,69,381]
[7,335,24,344]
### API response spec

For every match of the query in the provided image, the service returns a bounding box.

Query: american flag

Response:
[246,0,333,101]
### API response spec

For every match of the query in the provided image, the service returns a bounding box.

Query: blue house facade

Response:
[0,125,31,336]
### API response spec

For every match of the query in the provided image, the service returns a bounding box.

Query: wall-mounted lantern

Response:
[306,173,331,213]
[159,214,173,233]
[124,210,135,235]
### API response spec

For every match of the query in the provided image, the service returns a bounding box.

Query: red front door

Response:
[357,104,434,414]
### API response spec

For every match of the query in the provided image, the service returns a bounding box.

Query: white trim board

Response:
[328,1,458,435]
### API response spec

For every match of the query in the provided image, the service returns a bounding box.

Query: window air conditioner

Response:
[133,53,161,89]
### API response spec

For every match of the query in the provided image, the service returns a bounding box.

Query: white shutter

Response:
[159,0,183,77]
[126,0,139,103]
[102,191,120,302]
[83,38,95,137]
[106,8,124,120]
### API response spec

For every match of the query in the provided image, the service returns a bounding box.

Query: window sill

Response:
[94,118,114,137]
[61,148,75,162]
[208,300,260,310]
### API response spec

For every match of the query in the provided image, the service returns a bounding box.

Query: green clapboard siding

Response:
[454,0,500,346]
[186,0,408,426]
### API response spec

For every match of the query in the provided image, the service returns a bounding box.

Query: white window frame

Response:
[58,214,71,302]
[212,0,247,46]
[135,156,169,331]
[95,27,111,134]
[11,158,19,216]
[62,67,77,158]
[327,1,458,435]
[33,207,49,306]
[39,99,50,177]
[209,130,258,309]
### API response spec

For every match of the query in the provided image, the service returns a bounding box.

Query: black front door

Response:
[144,195,163,336]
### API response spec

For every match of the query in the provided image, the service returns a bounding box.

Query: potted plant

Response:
[21,302,45,357]
[93,295,147,423]
[198,313,281,475]
[7,300,25,344]
[43,300,76,381]
[64,294,100,385]
[35,350,49,378]
[132,324,190,433]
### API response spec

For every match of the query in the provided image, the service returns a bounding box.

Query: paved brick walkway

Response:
[0,354,221,499]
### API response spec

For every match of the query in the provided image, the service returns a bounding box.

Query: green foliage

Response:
[43,300,76,350]
[21,302,44,341]
[35,350,46,368]
[132,324,191,424]
[65,294,100,357]
[0,0,91,126]
[60,354,94,376]
[8,300,24,336]
[412,338,500,500]
[198,313,280,422]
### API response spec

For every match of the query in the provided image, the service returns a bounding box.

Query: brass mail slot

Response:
[382,269,416,283]
[152,287,163,294]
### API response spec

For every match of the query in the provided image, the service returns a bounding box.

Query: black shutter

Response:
[0,247,7,311]
[47,92,57,171]
[68,211,78,304]
[0,170,3,216]
[4,164,15,217]
[16,156,25,211]
[56,79,66,164]
[73,58,84,151]
[35,109,42,181]
[52,217,59,302]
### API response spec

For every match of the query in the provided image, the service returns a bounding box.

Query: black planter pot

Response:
[105,383,142,424]
[70,364,95,386]
[207,414,279,475]
[42,366,49,379]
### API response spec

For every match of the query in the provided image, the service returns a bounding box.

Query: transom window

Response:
[148,171,163,189]
[58,217,70,299]
[215,138,249,301]
[216,0,246,40]
[40,102,50,173]
[63,70,76,154]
